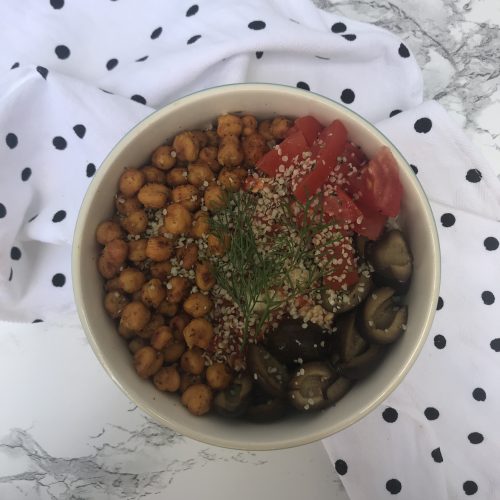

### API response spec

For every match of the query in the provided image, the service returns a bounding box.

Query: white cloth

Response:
[0,1,499,498]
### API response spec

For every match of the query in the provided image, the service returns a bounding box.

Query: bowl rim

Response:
[72,82,441,450]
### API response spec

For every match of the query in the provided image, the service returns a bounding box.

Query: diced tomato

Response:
[353,204,387,240]
[343,142,368,169]
[291,116,323,146]
[293,120,348,203]
[320,234,359,291]
[256,131,309,177]
[323,187,363,226]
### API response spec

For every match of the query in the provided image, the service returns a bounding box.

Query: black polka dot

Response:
[52,210,67,223]
[55,44,70,59]
[8,268,13,281]
[187,34,201,44]
[433,334,446,349]
[390,109,402,117]
[32,319,44,323]
[466,168,482,183]
[86,163,96,177]
[398,43,410,58]
[490,338,500,352]
[424,407,439,420]
[382,407,398,423]
[437,296,444,310]
[386,479,402,494]
[256,51,263,59]
[468,432,484,444]
[334,459,348,475]
[296,81,310,91]
[431,447,443,463]
[28,214,38,223]
[331,22,347,33]
[186,4,199,16]
[414,117,432,133]
[73,124,86,139]
[136,55,149,62]
[10,246,21,260]
[341,89,355,104]
[410,164,418,174]
[131,94,147,105]
[472,388,486,401]
[11,62,20,70]
[248,20,266,30]
[106,58,119,70]
[440,213,455,227]
[36,66,49,79]
[52,273,66,287]
[463,481,478,495]
[342,34,357,41]
[0,203,6,218]
[50,0,64,9]
[21,167,32,181]
[484,237,499,251]
[481,291,495,305]
[151,27,162,39]
[6,133,18,149]
[52,136,67,150]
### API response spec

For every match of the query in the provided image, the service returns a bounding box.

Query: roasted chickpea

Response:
[207,233,229,256]
[176,243,198,270]
[203,184,225,212]
[181,383,213,416]
[187,162,215,188]
[150,261,172,281]
[206,363,232,390]
[205,130,219,146]
[118,322,135,339]
[120,301,151,332]
[171,184,201,212]
[217,168,241,192]
[104,291,129,318]
[158,300,178,317]
[121,209,148,235]
[217,114,243,137]
[128,239,147,262]
[134,346,164,379]
[141,278,167,308]
[128,337,146,354]
[151,325,174,350]
[242,132,268,166]
[183,293,213,318]
[173,131,200,162]
[217,135,244,168]
[152,145,177,171]
[138,313,165,340]
[169,313,192,341]
[241,115,258,136]
[195,261,216,291]
[145,236,173,262]
[97,255,120,279]
[191,211,210,238]
[270,116,292,139]
[166,276,190,304]
[119,168,145,198]
[105,277,121,292]
[137,183,170,209]
[191,130,208,148]
[163,340,186,363]
[183,318,214,349]
[199,146,221,172]
[153,366,181,392]
[118,267,146,293]
[96,220,124,245]
[131,290,143,303]
[179,373,202,393]
[115,195,142,216]
[141,165,167,184]
[166,167,188,187]
[102,239,128,266]
[258,119,274,141]
[163,203,192,235]
[181,348,205,375]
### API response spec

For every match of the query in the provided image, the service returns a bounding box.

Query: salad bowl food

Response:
[72,83,440,450]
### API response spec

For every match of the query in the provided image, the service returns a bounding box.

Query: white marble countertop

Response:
[1,2,499,499]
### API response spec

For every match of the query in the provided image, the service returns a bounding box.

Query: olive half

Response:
[359,287,408,344]
[246,398,288,423]
[288,362,335,411]
[338,343,386,380]
[322,271,373,314]
[247,344,289,398]
[326,376,353,404]
[335,313,368,362]
[213,375,253,418]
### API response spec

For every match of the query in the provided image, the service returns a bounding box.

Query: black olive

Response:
[246,398,288,422]
[322,271,373,314]
[326,376,352,404]
[338,343,386,380]
[354,234,369,259]
[267,318,331,365]
[288,362,335,411]
[335,313,368,362]
[213,375,253,418]
[247,344,290,398]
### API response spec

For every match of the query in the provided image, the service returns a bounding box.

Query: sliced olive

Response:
[247,344,289,398]
[267,318,331,365]
[288,362,335,411]
[367,229,413,293]
[213,375,253,418]
[322,272,373,314]
[326,377,353,404]
[246,398,288,423]
[336,313,368,362]
[338,343,386,380]
[359,287,408,344]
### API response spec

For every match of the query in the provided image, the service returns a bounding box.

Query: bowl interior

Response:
[72,84,440,450]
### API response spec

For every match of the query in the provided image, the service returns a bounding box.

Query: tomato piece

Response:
[353,204,387,240]
[294,120,348,203]
[323,188,363,225]
[257,131,309,177]
[343,142,368,169]
[293,116,323,146]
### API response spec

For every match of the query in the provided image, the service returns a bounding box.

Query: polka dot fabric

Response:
[0,1,498,497]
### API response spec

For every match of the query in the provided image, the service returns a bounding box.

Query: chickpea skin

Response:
[191,211,209,238]
[171,184,201,212]
[241,115,258,136]
[118,267,146,293]
[206,363,233,390]
[152,145,177,171]
[242,132,268,166]
[115,196,142,216]
[150,261,172,281]
[141,165,167,184]
[199,146,221,173]
[119,168,145,198]
[128,239,147,262]
[217,114,243,137]
[120,301,151,332]
[195,261,216,291]
[187,162,215,188]
[163,340,186,363]
[183,293,213,318]
[137,183,170,209]
[163,203,192,235]
[176,243,198,270]
[121,209,148,235]
[181,348,205,375]
[97,255,120,279]
[204,184,225,212]
[166,276,190,304]
[96,220,124,245]
[173,131,200,162]
[181,383,213,416]
[150,325,174,351]
[134,346,164,379]
[141,278,167,309]
[217,135,244,168]
[183,318,214,349]
[166,167,188,187]
[104,291,129,318]
[153,366,181,392]
[270,116,292,139]
[146,236,173,262]
[102,239,128,266]
[258,119,274,141]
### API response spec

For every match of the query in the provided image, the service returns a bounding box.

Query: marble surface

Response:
[1,2,499,500]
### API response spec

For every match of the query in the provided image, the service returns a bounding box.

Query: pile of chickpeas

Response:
[96,113,293,416]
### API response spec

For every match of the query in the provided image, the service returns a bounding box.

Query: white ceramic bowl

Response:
[72,83,440,450]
